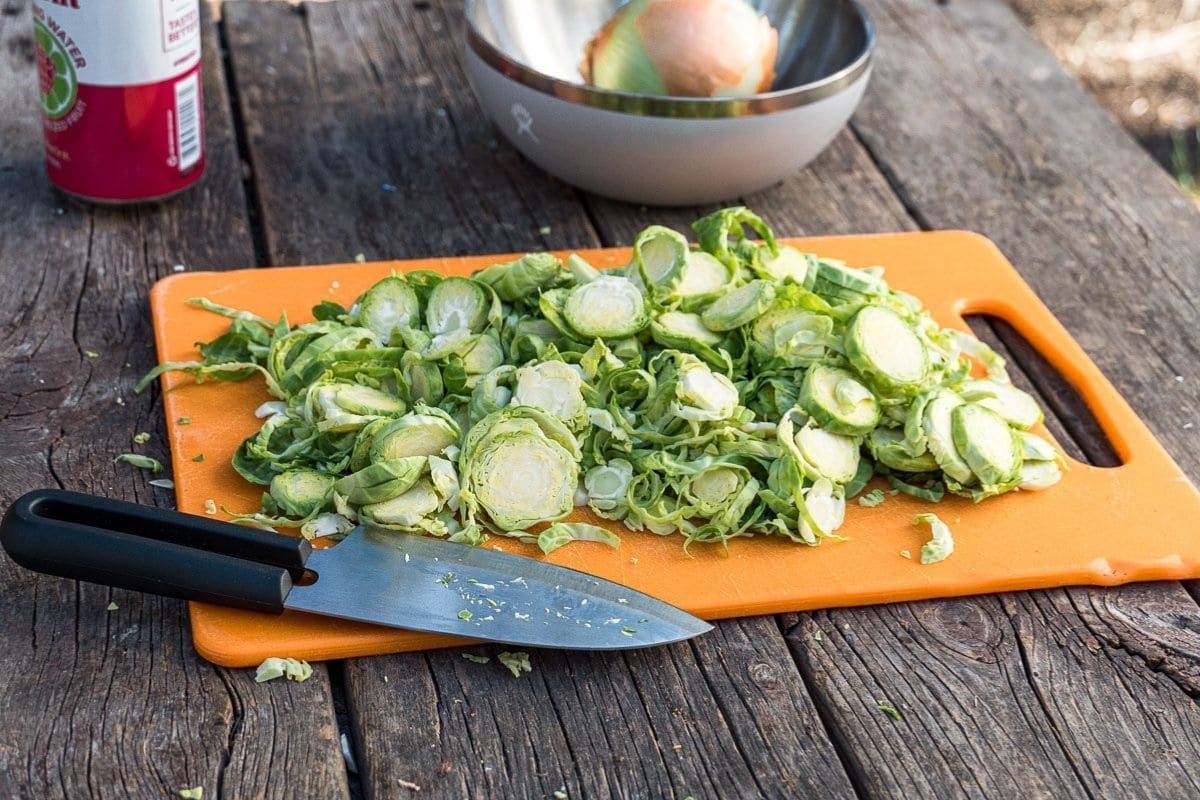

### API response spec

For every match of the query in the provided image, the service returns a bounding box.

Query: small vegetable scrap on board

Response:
[141,207,1061,552]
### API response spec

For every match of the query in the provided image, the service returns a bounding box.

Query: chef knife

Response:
[0,489,711,650]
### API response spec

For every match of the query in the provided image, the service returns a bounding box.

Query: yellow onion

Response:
[581,0,778,98]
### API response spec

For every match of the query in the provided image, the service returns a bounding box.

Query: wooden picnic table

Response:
[2,0,1199,797]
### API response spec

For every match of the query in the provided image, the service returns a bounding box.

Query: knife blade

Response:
[0,489,711,651]
[290,524,709,649]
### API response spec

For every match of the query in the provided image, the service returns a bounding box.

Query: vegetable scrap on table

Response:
[141,207,1061,554]
[254,657,313,683]
[497,651,532,678]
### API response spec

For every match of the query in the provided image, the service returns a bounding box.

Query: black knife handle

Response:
[0,489,310,614]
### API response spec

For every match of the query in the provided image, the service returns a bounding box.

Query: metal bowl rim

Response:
[465,0,875,119]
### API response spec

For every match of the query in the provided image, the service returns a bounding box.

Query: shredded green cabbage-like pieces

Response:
[254,656,313,683]
[143,207,1060,550]
[914,513,954,565]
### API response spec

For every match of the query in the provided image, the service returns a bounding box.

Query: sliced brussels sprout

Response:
[466,429,578,530]
[472,253,563,302]
[566,253,601,284]
[509,316,565,362]
[954,332,1009,380]
[1017,430,1060,463]
[673,355,740,422]
[419,327,477,362]
[915,513,953,564]
[304,381,405,433]
[232,412,317,485]
[751,307,838,368]
[579,339,628,381]
[469,365,516,426]
[1018,460,1062,490]
[273,326,377,397]
[798,478,846,541]
[903,390,935,458]
[867,427,940,473]
[649,312,728,371]
[512,360,588,430]
[632,225,689,298]
[346,418,388,473]
[691,206,777,269]
[425,277,489,334]
[675,251,731,301]
[269,469,334,518]
[951,402,1023,486]
[814,259,887,296]
[799,364,880,436]
[691,465,734,503]
[356,276,419,343]
[685,466,742,509]
[958,379,1043,430]
[922,389,975,485]
[369,411,460,462]
[536,287,578,341]
[700,279,776,332]
[300,512,354,540]
[563,275,649,339]
[794,422,861,484]
[586,408,630,443]
[427,455,462,511]
[360,478,441,527]
[845,306,928,395]
[333,457,426,505]
[887,473,945,503]
[403,356,444,406]
[585,458,633,515]
[757,245,814,285]
[460,333,505,384]
[652,311,722,347]
[537,522,621,555]
[462,406,581,468]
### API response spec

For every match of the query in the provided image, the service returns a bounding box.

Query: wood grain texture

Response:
[0,4,348,797]
[345,618,856,800]
[222,0,596,265]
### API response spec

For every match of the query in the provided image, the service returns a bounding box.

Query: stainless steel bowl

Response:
[465,0,875,205]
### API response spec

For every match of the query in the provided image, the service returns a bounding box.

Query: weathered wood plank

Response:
[223,0,596,264]
[223,1,861,797]
[1002,585,1200,795]
[346,617,857,799]
[0,4,348,797]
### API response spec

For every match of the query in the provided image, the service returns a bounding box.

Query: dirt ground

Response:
[1007,0,1200,192]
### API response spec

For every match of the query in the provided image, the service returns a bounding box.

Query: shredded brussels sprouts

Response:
[914,513,954,565]
[144,207,1060,550]
[254,656,313,683]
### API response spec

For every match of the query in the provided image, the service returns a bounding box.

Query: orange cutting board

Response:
[149,231,1200,667]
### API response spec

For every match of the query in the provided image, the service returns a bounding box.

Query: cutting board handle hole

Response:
[296,569,319,586]
[964,314,1122,467]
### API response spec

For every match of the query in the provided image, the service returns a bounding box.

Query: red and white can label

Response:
[33,0,205,202]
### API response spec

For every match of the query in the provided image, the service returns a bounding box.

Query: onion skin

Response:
[582,0,778,98]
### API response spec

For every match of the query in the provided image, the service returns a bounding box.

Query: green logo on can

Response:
[35,19,78,120]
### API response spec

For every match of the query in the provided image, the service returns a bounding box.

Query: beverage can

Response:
[33,0,205,203]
